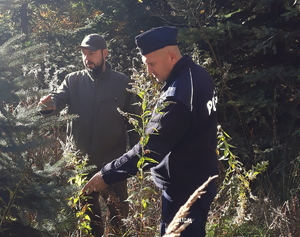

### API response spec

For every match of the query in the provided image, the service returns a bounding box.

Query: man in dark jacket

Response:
[39,34,140,236]
[82,27,218,237]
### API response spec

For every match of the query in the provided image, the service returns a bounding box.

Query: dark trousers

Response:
[160,182,216,237]
[87,180,129,237]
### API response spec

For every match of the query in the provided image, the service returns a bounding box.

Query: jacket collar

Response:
[162,55,192,91]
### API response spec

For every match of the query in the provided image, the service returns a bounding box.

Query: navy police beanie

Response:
[135,26,178,55]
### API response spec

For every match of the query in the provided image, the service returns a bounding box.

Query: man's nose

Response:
[83,54,90,61]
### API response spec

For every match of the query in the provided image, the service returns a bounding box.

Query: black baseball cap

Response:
[76,34,107,51]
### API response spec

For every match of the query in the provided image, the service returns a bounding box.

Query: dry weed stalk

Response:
[163,175,218,237]
[268,195,300,236]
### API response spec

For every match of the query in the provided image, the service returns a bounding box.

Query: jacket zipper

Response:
[88,77,98,156]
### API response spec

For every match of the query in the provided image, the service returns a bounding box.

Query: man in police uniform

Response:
[82,26,218,237]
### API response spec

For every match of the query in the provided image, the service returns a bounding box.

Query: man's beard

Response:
[86,50,105,75]
[92,61,105,74]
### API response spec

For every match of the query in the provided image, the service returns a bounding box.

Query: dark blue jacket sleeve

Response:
[100,100,191,185]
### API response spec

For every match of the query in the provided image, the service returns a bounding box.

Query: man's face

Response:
[81,48,106,71]
[142,49,174,82]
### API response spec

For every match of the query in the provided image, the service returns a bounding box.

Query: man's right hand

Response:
[38,94,56,111]
[82,172,108,195]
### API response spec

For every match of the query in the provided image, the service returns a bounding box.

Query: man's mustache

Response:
[86,61,94,66]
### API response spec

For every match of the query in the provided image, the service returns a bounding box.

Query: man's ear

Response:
[103,49,109,59]
[168,50,177,65]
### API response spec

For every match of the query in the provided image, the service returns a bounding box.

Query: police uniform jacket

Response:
[43,63,140,168]
[101,55,218,193]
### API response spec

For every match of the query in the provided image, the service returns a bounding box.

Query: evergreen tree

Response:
[0,34,80,236]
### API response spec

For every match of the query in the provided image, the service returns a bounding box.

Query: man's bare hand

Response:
[38,94,56,111]
[82,172,108,195]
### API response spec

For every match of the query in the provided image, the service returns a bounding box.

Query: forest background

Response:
[0,0,299,236]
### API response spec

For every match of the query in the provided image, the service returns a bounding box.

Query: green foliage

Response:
[207,126,268,236]
[0,34,81,236]
[0,150,76,236]
[0,175,24,228]
[67,152,94,237]
[118,69,162,236]
[0,0,299,235]
[124,171,161,237]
